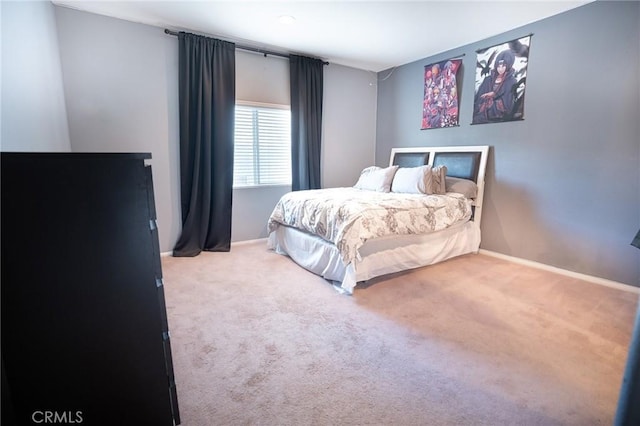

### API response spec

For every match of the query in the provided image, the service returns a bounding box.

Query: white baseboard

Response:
[479,249,640,294]
[160,238,268,257]
[231,238,268,246]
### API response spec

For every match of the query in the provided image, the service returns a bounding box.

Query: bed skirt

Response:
[267,220,481,294]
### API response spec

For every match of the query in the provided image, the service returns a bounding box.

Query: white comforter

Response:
[267,187,472,265]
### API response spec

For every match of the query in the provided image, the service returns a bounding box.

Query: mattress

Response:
[267,219,480,294]
[267,187,473,266]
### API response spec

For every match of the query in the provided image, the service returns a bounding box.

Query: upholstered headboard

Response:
[392,152,430,168]
[433,152,482,182]
[389,145,490,226]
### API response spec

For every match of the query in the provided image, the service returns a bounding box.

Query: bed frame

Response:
[268,145,490,294]
[390,145,489,226]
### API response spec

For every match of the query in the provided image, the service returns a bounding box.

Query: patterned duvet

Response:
[267,187,472,265]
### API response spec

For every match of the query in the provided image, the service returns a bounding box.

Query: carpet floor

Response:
[161,240,638,425]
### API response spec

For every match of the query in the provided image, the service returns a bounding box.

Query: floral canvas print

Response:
[421,58,462,129]
[472,35,532,124]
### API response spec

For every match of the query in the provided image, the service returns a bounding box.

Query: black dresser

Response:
[1,153,180,425]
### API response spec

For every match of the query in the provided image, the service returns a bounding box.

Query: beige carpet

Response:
[161,240,638,426]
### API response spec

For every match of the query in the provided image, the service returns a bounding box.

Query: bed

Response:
[267,145,490,294]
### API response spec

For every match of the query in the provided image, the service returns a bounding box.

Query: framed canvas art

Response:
[421,58,462,129]
[472,35,532,124]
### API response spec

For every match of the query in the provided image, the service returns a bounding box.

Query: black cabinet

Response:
[1,153,180,425]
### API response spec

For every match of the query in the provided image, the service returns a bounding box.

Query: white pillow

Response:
[391,166,430,194]
[354,165,399,192]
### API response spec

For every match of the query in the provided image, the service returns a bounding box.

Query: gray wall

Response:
[322,65,377,188]
[1,1,71,152]
[376,0,640,286]
[55,6,181,253]
[53,6,376,251]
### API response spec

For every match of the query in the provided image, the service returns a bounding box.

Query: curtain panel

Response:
[173,32,236,257]
[290,55,324,191]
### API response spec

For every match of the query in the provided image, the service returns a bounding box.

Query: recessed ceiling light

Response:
[278,15,296,25]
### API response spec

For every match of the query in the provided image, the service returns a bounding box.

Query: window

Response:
[233,103,291,188]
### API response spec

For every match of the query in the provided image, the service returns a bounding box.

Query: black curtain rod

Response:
[164,29,328,65]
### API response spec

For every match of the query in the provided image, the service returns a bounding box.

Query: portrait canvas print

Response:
[421,58,462,129]
[472,35,531,124]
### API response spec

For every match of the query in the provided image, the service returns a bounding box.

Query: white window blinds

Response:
[233,104,291,187]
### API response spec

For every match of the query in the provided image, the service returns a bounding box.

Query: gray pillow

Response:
[445,177,478,198]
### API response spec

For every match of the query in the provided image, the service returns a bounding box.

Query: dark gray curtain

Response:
[290,55,324,191]
[173,32,235,257]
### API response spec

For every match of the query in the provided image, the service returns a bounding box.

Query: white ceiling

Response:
[52,0,592,72]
